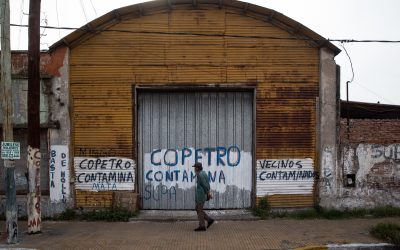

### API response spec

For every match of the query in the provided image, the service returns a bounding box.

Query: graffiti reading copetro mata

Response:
[74,157,135,191]
[256,158,318,196]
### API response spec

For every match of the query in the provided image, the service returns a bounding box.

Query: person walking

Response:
[193,162,215,231]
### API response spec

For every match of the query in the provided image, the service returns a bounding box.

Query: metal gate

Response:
[138,91,253,209]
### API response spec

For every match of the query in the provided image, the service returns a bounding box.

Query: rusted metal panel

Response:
[75,190,113,208]
[258,194,314,208]
[50,1,340,55]
[70,7,319,208]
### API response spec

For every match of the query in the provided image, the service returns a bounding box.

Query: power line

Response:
[340,71,397,105]
[9,23,400,43]
[354,82,396,105]
[79,0,88,22]
[340,43,354,83]
[89,0,98,17]
[40,12,48,38]
[350,103,400,113]
[55,0,61,38]
[17,0,25,49]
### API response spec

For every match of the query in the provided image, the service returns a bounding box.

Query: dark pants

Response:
[195,202,212,228]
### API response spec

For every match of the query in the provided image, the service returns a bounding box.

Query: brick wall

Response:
[340,119,400,144]
[0,48,66,78]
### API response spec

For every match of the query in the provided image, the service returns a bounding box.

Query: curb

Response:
[129,215,259,222]
[294,245,327,250]
[130,209,259,222]
[295,243,397,250]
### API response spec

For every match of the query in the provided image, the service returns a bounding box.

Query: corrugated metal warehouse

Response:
[2,0,344,215]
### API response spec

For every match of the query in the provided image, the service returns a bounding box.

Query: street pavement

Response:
[0,217,399,250]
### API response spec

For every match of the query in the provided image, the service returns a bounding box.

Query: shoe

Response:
[207,219,215,228]
[194,226,206,231]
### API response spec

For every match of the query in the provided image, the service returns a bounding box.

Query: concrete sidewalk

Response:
[0,217,399,250]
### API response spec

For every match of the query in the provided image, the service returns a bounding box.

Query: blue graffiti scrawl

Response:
[150,146,241,167]
[143,146,252,204]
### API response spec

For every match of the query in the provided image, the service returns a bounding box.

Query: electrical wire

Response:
[79,0,88,22]
[350,103,400,113]
[340,43,354,83]
[40,13,48,38]
[89,0,98,17]
[17,0,25,49]
[56,0,61,38]
[339,42,397,105]
[355,83,396,105]
[8,23,400,44]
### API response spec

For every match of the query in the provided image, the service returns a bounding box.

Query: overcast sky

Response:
[8,0,400,105]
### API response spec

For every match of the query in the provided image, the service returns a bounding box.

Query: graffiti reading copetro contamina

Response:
[74,157,135,191]
[77,159,134,183]
[145,146,241,184]
[143,146,254,205]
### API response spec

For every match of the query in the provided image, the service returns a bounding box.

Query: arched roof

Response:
[49,0,340,55]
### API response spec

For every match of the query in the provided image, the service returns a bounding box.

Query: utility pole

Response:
[27,0,41,234]
[0,0,18,244]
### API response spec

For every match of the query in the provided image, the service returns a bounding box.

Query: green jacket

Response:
[195,170,210,204]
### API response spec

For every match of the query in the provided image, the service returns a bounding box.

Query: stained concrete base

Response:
[328,243,396,249]
[131,209,258,221]
[296,243,397,250]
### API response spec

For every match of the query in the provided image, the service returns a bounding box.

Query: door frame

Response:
[133,84,257,209]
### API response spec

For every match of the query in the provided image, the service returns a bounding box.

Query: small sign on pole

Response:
[1,142,21,160]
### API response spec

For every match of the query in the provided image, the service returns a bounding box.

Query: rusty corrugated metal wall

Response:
[70,6,319,208]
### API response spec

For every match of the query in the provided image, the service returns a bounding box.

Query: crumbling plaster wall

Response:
[0,47,72,217]
[47,46,73,215]
[335,119,400,209]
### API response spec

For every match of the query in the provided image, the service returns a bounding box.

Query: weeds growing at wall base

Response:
[252,197,271,218]
[253,197,400,220]
[52,207,136,222]
[370,223,400,245]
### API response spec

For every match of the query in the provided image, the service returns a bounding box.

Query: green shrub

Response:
[57,209,77,220]
[269,210,288,218]
[320,208,349,219]
[370,206,400,218]
[253,197,271,219]
[81,207,136,222]
[48,207,136,221]
[348,208,368,218]
[289,209,319,219]
[370,223,400,245]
